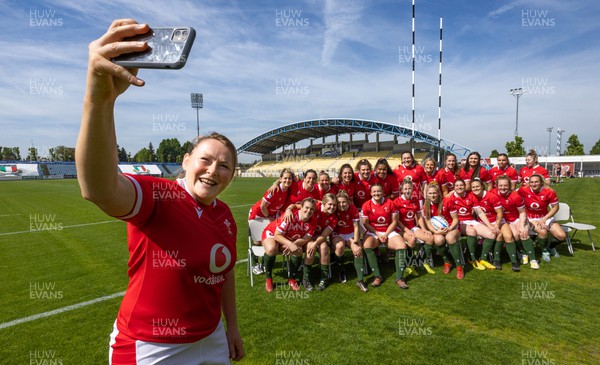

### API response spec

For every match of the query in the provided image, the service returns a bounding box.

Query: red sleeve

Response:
[117,174,160,225]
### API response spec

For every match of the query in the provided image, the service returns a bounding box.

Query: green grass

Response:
[0,177,599,364]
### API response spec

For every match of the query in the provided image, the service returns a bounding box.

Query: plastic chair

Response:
[559,202,596,252]
[554,202,575,255]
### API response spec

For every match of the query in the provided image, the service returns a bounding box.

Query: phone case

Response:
[112,27,196,69]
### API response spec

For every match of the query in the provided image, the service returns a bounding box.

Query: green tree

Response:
[505,136,525,157]
[157,138,183,163]
[48,146,74,161]
[27,147,38,161]
[590,139,600,155]
[564,134,584,156]
[148,142,157,162]
[134,147,151,162]
[489,149,500,158]
[181,141,193,156]
[117,145,128,162]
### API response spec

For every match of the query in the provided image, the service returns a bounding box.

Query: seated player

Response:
[470,179,502,270]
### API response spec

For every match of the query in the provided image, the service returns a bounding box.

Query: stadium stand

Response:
[46,163,77,177]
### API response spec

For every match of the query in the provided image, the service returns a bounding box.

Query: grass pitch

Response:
[0,177,598,364]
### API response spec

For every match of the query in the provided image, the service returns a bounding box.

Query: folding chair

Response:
[559,202,596,252]
[554,202,574,255]
[247,227,291,286]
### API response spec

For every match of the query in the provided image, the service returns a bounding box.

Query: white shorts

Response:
[459,220,480,230]
[332,232,355,242]
[109,320,229,365]
[528,217,556,227]
[365,231,400,239]
[249,217,271,242]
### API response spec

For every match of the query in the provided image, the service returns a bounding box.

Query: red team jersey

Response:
[117,175,237,343]
[354,173,380,209]
[517,186,558,219]
[335,204,360,235]
[316,184,338,201]
[519,165,550,185]
[394,195,421,230]
[489,166,518,187]
[312,202,339,236]
[490,188,525,223]
[444,191,478,222]
[377,173,400,198]
[262,210,317,241]
[361,198,398,233]
[423,200,454,224]
[458,167,492,185]
[472,191,502,223]
[393,164,427,187]
[336,180,357,204]
[435,168,459,191]
[248,184,289,220]
[288,180,320,204]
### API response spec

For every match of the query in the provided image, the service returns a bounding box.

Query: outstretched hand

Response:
[86,19,149,102]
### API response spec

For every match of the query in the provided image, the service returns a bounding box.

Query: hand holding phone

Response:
[112,26,196,69]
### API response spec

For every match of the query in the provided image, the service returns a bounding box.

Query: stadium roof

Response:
[237,118,473,157]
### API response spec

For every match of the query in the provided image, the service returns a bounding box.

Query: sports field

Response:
[0,177,598,364]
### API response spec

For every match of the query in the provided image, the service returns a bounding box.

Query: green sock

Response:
[549,236,561,249]
[364,248,381,277]
[302,262,311,281]
[449,243,463,267]
[505,241,518,264]
[480,238,494,261]
[336,255,345,268]
[466,236,478,261]
[289,255,301,280]
[263,254,276,279]
[522,237,537,261]
[424,244,434,261]
[395,249,407,280]
[320,264,329,280]
[354,256,364,281]
[536,236,549,254]
[437,246,450,263]
[493,240,503,262]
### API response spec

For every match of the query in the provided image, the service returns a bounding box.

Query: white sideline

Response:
[0,259,249,330]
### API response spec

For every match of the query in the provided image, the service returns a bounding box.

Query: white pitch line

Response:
[0,214,21,217]
[0,259,249,330]
[0,220,120,237]
[228,203,253,209]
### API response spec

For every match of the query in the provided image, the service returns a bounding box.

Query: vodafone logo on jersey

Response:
[377,217,386,224]
[357,191,366,198]
[209,243,232,274]
[530,202,540,210]
[406,211,415,219]
[459,207,469,215]
[338,221,348,227]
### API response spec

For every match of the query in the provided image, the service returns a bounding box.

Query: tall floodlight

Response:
[556,128,565,156]
[190,93,203,137]
[509,88,526,137]
[545,127,553,169]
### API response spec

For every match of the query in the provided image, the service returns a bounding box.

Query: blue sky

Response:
[1,0,598,162]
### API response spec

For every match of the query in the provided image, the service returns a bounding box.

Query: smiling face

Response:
[300,200,316,221]
[468,153,480,168]
[454,180,466,195]
[401,182,413,198]
[375,164,388,179]
[318,174,330,190]
[424,160,436,175]
[337,196,349,212]
[341,167,353,183]
[304,172,317,189]
[182,138,235,205]
[280,172,293,190]
[471,180,484,197]
[497,178,510,196]
[426,186,439,203]
[359,164,371,180]
[322,198,337,215]
[402,152,414,167]
[445,155,456,170]
[370,185,383,201]
[497,155,508,169]
[529,175,543,192]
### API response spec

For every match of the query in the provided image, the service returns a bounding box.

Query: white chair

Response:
[555,202,575,255]
[247,228,266,287]
[559,202,596,252]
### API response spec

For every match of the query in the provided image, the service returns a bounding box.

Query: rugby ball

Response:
[430,216,449,230]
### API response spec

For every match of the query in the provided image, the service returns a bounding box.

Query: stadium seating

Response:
[46,163,77,176]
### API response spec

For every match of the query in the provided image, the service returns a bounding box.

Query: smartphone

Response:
[112,27,196,69]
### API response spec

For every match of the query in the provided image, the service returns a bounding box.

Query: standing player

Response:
[491,176,534,271]
[362,184,410,289]
[248,169,294,274]
[394,179,435,275]
[489,153,518,189]
[519,150,551,186]
[262,198,317,292]
[288,169,320,204]
[334,164,357,204]
[517,174,566,262]
[77,20,243,363]
[459,152,492,191]
[374,158,400,199]
[470,179,503,270]
[422,183,463,278]
[354,159,380,209]
[316,171,337,201]
[435,153,460,195]
[393,151,428,200]
[332,191,365,291]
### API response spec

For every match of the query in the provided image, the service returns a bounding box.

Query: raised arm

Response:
[76,19,149,217]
